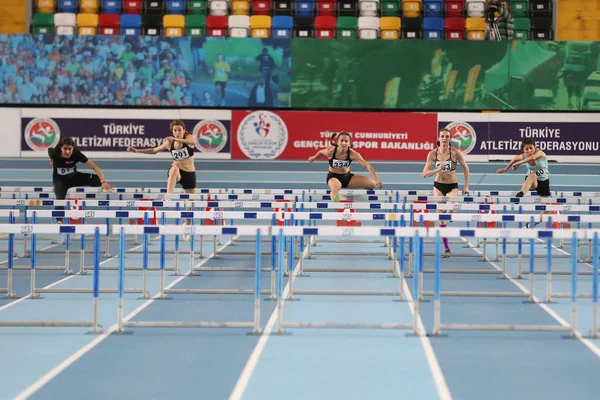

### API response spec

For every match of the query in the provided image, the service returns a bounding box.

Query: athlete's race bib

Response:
[435,160,452,172]
[171,147,191,161]
[57,167,76,176]
[535,168,547,177]
[331,159,350,169]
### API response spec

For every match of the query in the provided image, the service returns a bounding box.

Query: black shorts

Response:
[168,169,197,189]
[433,181,459,196]
[527,177,550,196]
[53,172,102,200]
[327,172,354,188]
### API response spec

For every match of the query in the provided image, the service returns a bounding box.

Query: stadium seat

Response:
[99,13,120,34]
[295,1,315,17]
[54,13,77,35]
[58,0,77,13]
[77,13,99,35]
[232,1,250,15]
[124,0,143,13]
[167,0,186,13]
[423,16,443,39]
[102,1,122,13]
[445,0,464,17]
[186,14,206,35]
[254,0,272,15]
[315,15,336,38]
[465,17,485,39]
[380,16,400,39]
[423,0,442,17]
[338,0,357,17]
[164,14,185,36]
[143,13,163,35]
[145,0,165,13]
[402,0,421,18]
[188,0,206,14]
[272,15,293,37]
[250,15,271,37]
[81,0,100,13]
[37,0,56,14]
[206,15,228,36]
[530,16,552,40]
[513,17,530,39]
[228,15,250,37]
[337,16,358,38]
[209,0,228,16]
[274,0,293,15]
[465,0,485,18]
[530,0,551,18]
[444,17,465,39]
[294,16,314,37]
[317,0,335,16]
[33,13,55,33]
[510,1,528,18]
[121,13,142,33]
[357,16,379,39]
[381,0,400,17]
[358,0,379,17]
[401,17,422,38]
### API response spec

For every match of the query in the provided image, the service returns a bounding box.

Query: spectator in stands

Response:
[484,1,514,41]
[256,48,276,85]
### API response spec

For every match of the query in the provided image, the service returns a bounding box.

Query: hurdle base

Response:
[426,333,449,338]
[123,321,256,329]
[421,290,529,298]
[280,322,412,330]
[439,323,571,332]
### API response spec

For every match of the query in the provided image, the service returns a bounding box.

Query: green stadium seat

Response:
[186,14,206,36]
[33,12,54,34]
[337,16,358,39]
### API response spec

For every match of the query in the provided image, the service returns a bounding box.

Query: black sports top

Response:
[434,148,457,172]
[48,147,88,179]
[328,146,352,169]
[170,137,195,161]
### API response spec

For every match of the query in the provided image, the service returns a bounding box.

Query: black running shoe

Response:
[516,191,524,198]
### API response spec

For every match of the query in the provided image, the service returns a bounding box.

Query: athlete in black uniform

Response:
[126,119,197,193]
[308,132,383,202]
[48,137,113,222]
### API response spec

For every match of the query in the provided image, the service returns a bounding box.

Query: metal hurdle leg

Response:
[592,233,599,339]
[5,230,16,298]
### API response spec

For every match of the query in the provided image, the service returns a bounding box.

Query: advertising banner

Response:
[20,109,231,159]
[438,113,600,162]
[231,110,438,161]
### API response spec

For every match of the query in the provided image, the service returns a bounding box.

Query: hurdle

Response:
[0,210,19,257]
[0,224,103,333]
[429,228,589,337]
[114,225,262,334]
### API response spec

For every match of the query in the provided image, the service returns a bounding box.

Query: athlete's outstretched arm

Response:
[84,160,113,192]
[307,148,330,163]
[169,134,196,147]
[127,140,170,155]
[512,150,547,169]
[497,154,524,173]
[351,150,383,188]
[456,151,470,194]
[422,151,443,178]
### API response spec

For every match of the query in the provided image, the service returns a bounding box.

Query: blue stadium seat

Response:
[103,0,122,13]
[423,17,443,39]
[272,15,293,38]
[58,0,78,13]
[423,0,443,18]
[294,0,315,17]
[167,0,186,14]
[120,13,142,34]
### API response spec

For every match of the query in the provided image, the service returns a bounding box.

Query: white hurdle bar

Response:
[113,225,265,335]
[7,192,600,204]
[0,224,103,332]
[3,186,600,198]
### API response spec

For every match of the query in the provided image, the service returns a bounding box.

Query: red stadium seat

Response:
[99,13,121,35]
[315,15,336,38]
[207,15,228,36]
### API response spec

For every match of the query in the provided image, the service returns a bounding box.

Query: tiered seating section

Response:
[32,0,553,39]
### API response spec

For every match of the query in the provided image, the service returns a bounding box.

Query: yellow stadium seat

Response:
[465,17,486,40]
[37,0,56,13]
[250,15,271,38]
[77,13,99,35]
[232,0,250,15]
[164,14,185,37]
[379,16,400,39]
[402,0,421,19]
[80,0,100,13]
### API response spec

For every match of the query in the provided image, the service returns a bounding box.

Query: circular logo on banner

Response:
[24,118,61,151]
[193,120,228,153]
[443,121,477,155]
[237,111,288,160]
